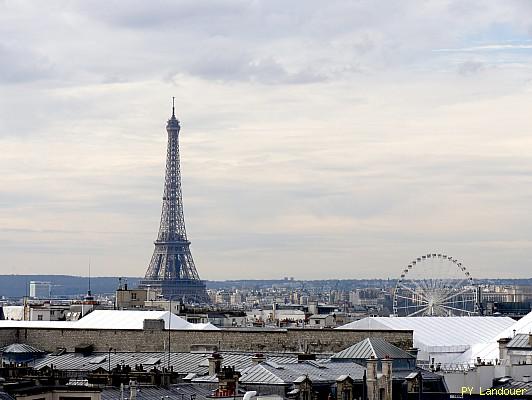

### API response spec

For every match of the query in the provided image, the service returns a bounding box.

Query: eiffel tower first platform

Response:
[138,100,209,302]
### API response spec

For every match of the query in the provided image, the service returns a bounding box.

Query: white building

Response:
[29,281,52,299]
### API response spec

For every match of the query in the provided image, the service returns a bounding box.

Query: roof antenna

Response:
[172,96,175,118]
[88,257,92,297]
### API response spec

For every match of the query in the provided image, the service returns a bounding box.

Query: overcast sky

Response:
[1,1,532,280]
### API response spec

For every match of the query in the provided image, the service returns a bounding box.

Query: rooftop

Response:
[237,360,366,385]
[0,343,45,354]
[0,310,218,331]
[33,351,301,374]
[101,384,212,400]
[507,333,532,349]
[331,337,414,361]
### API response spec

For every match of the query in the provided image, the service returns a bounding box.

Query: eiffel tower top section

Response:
[156,98,189,244]
[167,98,180,130]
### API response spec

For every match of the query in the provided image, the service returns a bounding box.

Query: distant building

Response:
[308,314,336,328]
[29,281,51,299]
[115,283,148,309]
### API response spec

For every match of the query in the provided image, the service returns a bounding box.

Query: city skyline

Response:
[2,1,532,279]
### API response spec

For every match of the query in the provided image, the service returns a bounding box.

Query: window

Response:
[131,292,137,300]
[38,315,43,321]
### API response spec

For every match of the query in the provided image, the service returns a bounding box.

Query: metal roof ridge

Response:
[367,338,376,358]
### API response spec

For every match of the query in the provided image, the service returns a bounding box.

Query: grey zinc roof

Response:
[392,367,445,381]
[101,384,212,400]
[33,351,299,374]
[239,361,366,385]
[492,377,532,391]
[331,338,414,360]
[0,392,14,400]
[507,333,531,349]
[0,343,45,354]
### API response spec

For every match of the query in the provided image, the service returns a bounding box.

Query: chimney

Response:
[129,380,137,400]
[366,356,378,400]
[216,366,241,397]
[382,357,393,400]
[498,337,511,363]
[208,352,223,375]
[407,348,419,359]
[251,353,266,365]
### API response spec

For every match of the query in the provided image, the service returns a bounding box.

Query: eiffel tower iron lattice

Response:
[138,101,208,302]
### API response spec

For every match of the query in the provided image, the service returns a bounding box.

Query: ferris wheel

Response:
[393,253,478,317]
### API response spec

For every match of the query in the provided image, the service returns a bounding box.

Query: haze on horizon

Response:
[1,1,532,280]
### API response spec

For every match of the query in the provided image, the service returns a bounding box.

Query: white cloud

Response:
[1,1,532,279]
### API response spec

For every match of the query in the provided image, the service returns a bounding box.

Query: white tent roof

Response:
[339,316,515,364]
[0,310,219,331]
[468,311,532,363]
[74,310,191,330]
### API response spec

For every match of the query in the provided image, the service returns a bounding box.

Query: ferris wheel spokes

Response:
[393,253,477,317]
[441,287,474,303]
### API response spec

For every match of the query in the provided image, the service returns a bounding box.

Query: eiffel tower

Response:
[138,100,208,302]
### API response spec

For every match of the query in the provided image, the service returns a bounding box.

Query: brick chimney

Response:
[215,366,241,397]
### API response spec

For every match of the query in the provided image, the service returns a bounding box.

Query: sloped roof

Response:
[0,310,219,331]
[468,311,532,362]
[0,343,45,354]
[33,351,300,373]
[239,361,366,385]
[392,367,445,381]
[339,316,514,353]
[332,337,414,360]
[492,377,532,392]
[101,384,212,400]
[0,391,14,400]
[491,311,532,340]
[507,333,531,349]
[74,310,190,330]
